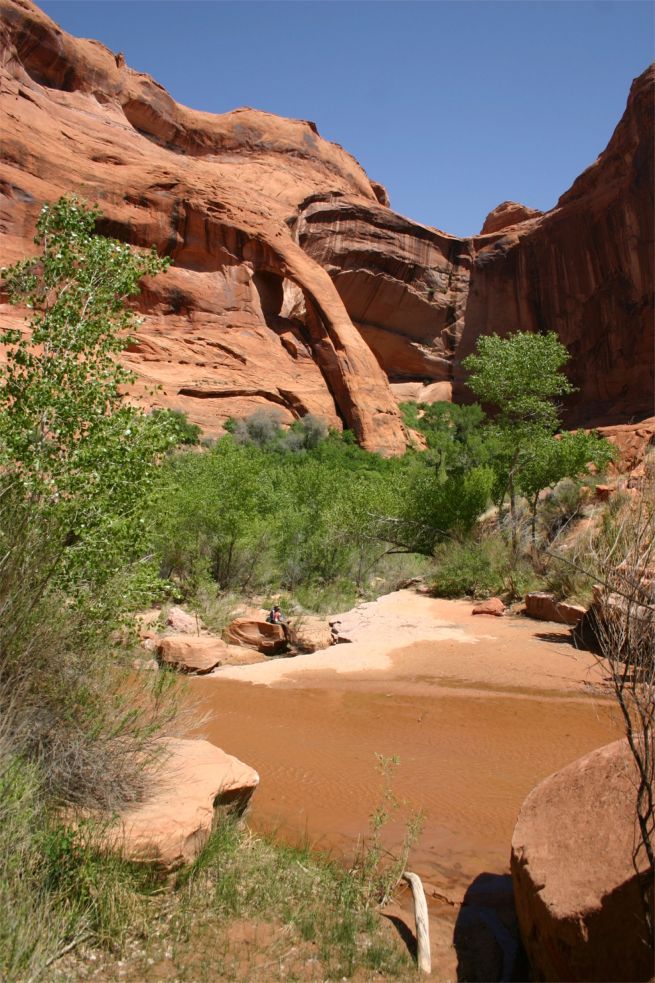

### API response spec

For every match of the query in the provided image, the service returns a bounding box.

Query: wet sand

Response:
[191,592,620,895]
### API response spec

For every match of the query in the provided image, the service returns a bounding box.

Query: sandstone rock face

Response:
[295,71,654,431]
[0,0,406,455]
[457,67,654,430]
[0,1,652,451]
[511,739,653,982]
[297,199,472,388]
[107,738,259,870]
[223,617,287,654]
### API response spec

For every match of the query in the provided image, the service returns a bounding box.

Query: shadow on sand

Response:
[453,873,530,982]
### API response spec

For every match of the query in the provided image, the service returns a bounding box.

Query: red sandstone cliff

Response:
[0,0,407,454]
[0,0,652,451]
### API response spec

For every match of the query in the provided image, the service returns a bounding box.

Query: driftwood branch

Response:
[403,870,431,974]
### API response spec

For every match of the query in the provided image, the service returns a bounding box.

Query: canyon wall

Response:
[0,0,652,452]
[299,66,654,428]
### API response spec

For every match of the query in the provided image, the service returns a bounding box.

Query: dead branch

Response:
[402,871,431,974]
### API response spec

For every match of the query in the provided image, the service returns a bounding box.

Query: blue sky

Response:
[40,1,653,236]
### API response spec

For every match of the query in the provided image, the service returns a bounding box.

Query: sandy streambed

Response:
[191,592,620,894]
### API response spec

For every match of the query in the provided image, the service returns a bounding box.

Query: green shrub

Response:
[149,408,202,446]
[542,555,593,605]
[538,477,584,542]
[431,533,538,600]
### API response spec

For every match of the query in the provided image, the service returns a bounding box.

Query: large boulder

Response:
[511,738,653,982]
[157,635,227,674]
[294,616,333,653]
[223,617,288,654]
[157,634,267,672]
[105,738,259,871]
[524,592,586,626]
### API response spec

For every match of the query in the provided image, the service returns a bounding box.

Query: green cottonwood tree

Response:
[463,331,576,550]
[0,196,177,596]
[0,198,187,811]
[518,429,615,542]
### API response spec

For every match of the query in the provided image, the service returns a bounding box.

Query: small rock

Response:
[472,597,506,617]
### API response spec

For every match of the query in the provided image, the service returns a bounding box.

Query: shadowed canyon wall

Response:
[1,0,653,452]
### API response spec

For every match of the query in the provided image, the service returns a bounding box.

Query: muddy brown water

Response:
[192,641,620,895]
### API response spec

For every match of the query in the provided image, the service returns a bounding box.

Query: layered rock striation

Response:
[0,0,407,454]
[0,0,652,451]
[299,68,654,428]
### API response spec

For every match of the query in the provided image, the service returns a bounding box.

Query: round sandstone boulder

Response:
[157,635,227,674]
[511,738,653,982]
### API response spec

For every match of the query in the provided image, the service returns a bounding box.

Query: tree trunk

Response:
[509,474,518,555]
[531,497,538,545]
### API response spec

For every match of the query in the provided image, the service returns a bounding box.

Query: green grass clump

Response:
[169,817,413,981]
[2,798,412,983]
[0,754,165,982]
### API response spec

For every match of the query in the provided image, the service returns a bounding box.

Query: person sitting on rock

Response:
[267,605,291,643]
[267,604,284,624]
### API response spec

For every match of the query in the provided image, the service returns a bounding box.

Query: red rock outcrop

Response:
[597,417,655,477]
[0,0,652,453]
[511,739,653,982]
[479,201,543,234]
[471,598,505,617]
